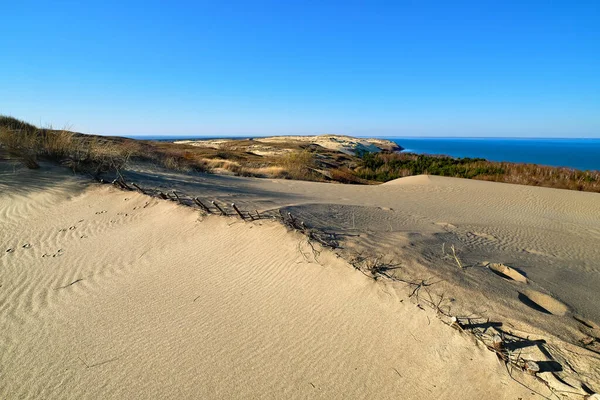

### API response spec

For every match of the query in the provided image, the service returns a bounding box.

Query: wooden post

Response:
[287,212,299,229]
[194,198,211,213]
[172,191,181,203]
[492,335,504,352]
[112,179,129,190]
[211,201,226,216]
[450,316,460,329]
[255,210,261,220]
[231,203,245,220]
[525,361,539,375]
[132,183,145,194]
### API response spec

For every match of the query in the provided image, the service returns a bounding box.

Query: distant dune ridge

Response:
[176,134,402,155]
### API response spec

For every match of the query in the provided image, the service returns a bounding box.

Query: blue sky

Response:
[1,1,599,137]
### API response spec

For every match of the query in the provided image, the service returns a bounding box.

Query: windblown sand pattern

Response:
[0,167,553,399]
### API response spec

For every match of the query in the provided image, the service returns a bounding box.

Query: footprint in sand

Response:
[6,248,14,253]
[522,248,550,257]
[435,222,457,231]
[22,243,31,249]
[573,316,599,331]
[485,262,528,283]
[518,290,569,316]
[95,210,107,215]
[42,249,64,258]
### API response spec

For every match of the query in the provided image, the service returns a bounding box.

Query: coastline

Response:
[123,135,600,171]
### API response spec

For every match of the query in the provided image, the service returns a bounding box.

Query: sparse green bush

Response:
[356,152,600,192]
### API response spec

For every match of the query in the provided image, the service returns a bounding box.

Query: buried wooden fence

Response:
[102,176,340,249]
[104,177,281,223]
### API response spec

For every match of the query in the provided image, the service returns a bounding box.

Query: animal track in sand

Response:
[42,249,64,258]
[518,290,569,316]
[486,263,528,283]
[94,210,107,215]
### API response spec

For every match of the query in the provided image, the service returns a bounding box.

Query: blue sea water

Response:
[388,138,600,171]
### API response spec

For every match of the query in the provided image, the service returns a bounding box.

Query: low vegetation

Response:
[1,115,598,192]
[356,152,600,192]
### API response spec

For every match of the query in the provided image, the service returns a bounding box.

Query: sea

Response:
[388,138,600,171]
[127,135,600,172]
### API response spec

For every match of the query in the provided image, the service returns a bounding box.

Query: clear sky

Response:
[1,1,599,137]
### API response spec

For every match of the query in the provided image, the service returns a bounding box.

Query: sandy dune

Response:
[2,162,600,398]
[0,165,555,399]
[122,164,600,321]
[117,163,600,393]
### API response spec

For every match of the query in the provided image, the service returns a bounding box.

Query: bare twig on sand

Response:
[442,242,464,269]
[54,278,84,290]
[78,355,119,369]
[450,245,464,269]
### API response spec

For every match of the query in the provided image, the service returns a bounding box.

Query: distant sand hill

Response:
[176,134,401,156]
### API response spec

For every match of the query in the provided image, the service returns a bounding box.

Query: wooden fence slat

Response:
[231,203,245,220]
[211,201,227,216]
[194,198,211,213]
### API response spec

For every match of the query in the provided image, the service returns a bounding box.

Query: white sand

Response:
[120,164,600,394]
[0,166,552,399]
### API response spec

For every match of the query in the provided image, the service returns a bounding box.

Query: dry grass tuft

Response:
[278,150,318,181]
